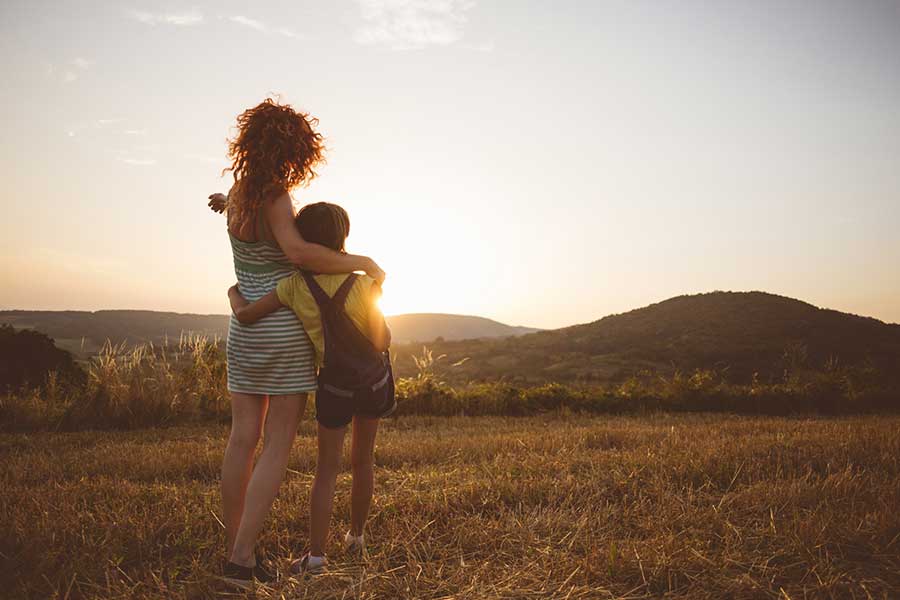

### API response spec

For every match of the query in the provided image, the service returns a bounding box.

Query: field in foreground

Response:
[2,415,899,599]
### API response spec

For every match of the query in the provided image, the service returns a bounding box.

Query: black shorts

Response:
[314,371,396,429]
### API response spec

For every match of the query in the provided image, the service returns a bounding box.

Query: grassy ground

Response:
[2,414,899,599]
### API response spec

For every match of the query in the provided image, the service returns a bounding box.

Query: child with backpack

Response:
[228,202,394,575]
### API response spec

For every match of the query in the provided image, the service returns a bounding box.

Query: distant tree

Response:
[0,325,83,389]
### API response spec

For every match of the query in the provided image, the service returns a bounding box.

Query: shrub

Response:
[0,325,84,390]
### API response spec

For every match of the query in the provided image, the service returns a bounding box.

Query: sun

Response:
[374,278,416,316]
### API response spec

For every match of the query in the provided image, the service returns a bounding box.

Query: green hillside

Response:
[391,292,900,384]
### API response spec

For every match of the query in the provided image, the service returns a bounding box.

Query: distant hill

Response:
[0,311,227,357]
[387,313,540,344]
[391,292,900,384]
[0,310,539,357]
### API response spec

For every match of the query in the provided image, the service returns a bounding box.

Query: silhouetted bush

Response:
[0,325,84,390]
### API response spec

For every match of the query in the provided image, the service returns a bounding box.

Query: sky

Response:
[1,0,898,329]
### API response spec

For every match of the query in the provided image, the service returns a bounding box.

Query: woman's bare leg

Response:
[229,393,306,566]
[221,392,268,556]
[308,423,347,557]
[349,416,380,537]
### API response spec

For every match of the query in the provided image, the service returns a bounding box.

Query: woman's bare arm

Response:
[228,285,284,324]
[266,193,386,283]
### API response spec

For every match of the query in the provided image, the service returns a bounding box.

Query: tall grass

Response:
[0,335,228,431]
[1,341,896,432]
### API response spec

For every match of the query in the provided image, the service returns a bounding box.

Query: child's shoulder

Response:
[354,274,380,297]
[290,273,376,297]
[275,271,306,300]
[311,273,375,287]
[308,272,355,286]
[282,270,306,286]
[356,274,376,287]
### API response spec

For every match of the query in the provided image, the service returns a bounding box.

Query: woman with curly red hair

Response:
[207,98,384,587]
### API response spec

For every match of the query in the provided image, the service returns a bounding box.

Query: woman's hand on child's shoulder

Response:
[363,257,386,285]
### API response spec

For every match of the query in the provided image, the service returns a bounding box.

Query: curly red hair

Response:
[224,97,325,231]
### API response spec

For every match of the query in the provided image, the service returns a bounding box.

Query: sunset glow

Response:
[2,1,899,328]
[4,5,900,596]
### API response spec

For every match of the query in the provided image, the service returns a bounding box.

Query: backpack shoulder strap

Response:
[300,271,332,309]
[332,274,359,308]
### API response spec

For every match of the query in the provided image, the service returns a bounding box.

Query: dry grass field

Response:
[2,414,899,599]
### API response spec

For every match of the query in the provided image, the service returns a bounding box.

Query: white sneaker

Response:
[344,531,365,557]
[290,553,327,576]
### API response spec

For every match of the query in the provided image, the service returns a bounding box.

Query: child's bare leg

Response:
[349,416,380,537]
[309,423,347,556]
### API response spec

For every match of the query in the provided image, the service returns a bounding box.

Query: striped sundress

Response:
[226,233,317,395]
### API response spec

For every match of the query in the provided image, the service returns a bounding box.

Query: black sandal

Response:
[222,561,254,589]
[221,553,277,588]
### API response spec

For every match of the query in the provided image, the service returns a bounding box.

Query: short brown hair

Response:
[294,202,350,252]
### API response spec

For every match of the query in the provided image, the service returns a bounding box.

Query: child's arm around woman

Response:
[228,286,282,325]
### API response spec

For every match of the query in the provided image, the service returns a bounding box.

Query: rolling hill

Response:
[0,310,539,357]
[391,291,900,384]
[387,314,539,343]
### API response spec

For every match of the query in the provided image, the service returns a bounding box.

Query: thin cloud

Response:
[123,129,148,136]
[226,15,303,39]
[131,9,203,26]
[229,15,265,31]
[354,0,476,50]
[275,27,303,40]
[97,118,125,126]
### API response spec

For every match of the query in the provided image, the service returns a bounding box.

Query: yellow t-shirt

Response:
[276,272,378,367]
